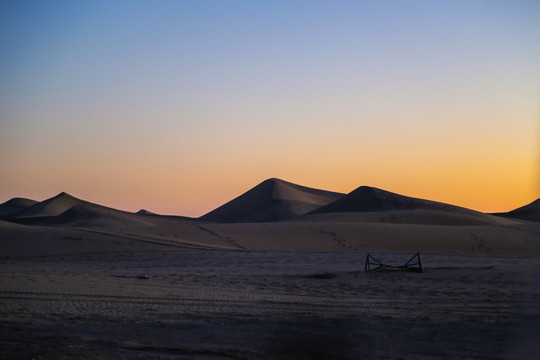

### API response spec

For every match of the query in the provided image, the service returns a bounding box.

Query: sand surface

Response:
[1,186,539,358]
[1,249,539,359]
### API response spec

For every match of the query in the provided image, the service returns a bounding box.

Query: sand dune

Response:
[3,192,88,221]
[200,181,518,225]
[200,178,344,222]
[1,193,169,228]
[0,219,26,229]
[303,185,514,225]
[311,185,471,213]
[1,179,538,255]
[0,197,38,218]
[136,209,158,215]
[493,198,540,222]
[38,203,159,228]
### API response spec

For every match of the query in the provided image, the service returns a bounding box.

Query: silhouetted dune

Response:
[0,197,38,218]
[1,192,155,227]
[137,209,158,215]
[200,180,525,225]
[0,180,538,255]
[492,198,540,222]
[39,203,157,227]
[0,191,196,228]
[200,178,344,223]
[304,186,517,225]
[311,186,461,213]
[8,192,87,219]
[2,181,532,228]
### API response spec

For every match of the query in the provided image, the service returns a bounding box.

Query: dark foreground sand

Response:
[1,250,539,359]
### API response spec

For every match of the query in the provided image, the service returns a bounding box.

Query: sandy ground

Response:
[2,182,539,358]
[1,249,539,359]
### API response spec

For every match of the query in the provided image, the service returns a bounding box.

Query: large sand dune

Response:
[312,185,450,212]
[306,185,515,225]
[493,198,540,222]
[200,178,344,222]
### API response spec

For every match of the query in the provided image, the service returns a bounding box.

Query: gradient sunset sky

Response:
[1,0,539,216]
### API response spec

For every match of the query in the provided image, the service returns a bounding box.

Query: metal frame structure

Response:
[365,252,424,273]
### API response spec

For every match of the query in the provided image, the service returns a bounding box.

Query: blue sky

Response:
[1,0,539,215]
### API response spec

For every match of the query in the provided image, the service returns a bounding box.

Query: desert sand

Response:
[1,179,539,359]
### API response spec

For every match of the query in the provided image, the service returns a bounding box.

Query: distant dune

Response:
[304,186,517,225]
[0,197,38,218]
[200,178,344,223]
[3,192,87,221]
[492,198,540,222]
[38,203,158,228]
[311,186,454,213]
[1,179,539,256]
[0,192,159,227]
[137,209,158,215]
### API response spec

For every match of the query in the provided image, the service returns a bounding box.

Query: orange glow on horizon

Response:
[1,1,539,217]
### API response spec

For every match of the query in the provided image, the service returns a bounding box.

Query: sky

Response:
[1,0,539,216]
